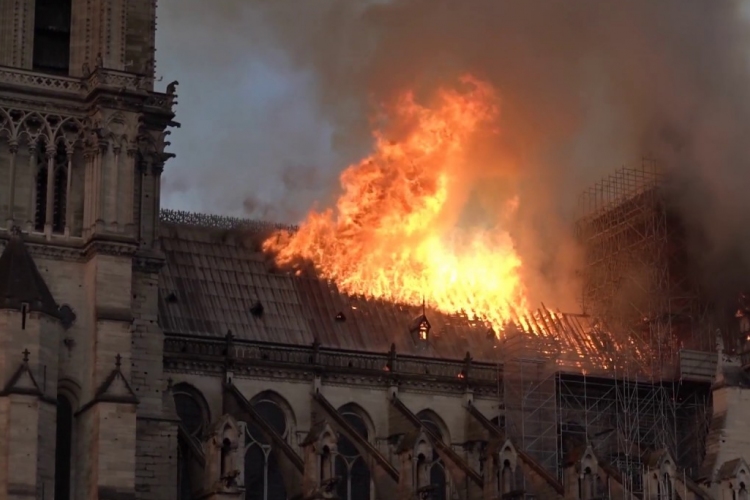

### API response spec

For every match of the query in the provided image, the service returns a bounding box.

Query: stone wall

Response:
[132,263,178,500]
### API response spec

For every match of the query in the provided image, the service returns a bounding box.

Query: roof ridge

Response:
[159,208,298,233]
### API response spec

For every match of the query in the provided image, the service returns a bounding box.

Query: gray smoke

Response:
[157,0,750,310]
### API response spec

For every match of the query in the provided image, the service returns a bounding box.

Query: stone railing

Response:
[0,65,173,112]
[164,333,501,385]
[160,208,297,232]
[0,65,82,94]
[83,67,152,91]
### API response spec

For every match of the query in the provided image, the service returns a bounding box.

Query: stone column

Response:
[151,161,163,246]
[96,140,108,232]
[111,144,121,230]
[44,146,55,237]
[138,157,150,245]
[124,146,137,236]
[82,148,94,237]
[26,143,36,232]
[64,147,73,237]
[5,141,17,229]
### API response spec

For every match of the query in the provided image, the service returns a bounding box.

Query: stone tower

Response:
[0,0,178,498]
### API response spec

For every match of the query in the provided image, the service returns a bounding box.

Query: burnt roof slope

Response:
[0,228,60,318]
[158,219,503,362]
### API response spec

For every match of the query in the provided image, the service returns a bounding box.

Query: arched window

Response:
[335,404,371,500]
[501,459,513,494]
[417,411,447,500]
[173,384,209,438]
[739,482,748,500]
[34,142,67,233]
[173,384,210,500]
[245,396,289,500]
[55,395,73,500]
[33,0,72,74]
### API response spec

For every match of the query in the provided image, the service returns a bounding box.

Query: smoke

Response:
[159,0,750,311]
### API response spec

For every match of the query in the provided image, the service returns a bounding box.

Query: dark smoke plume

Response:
[159,0,750,311]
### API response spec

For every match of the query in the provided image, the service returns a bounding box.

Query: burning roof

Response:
[158,210,665,375]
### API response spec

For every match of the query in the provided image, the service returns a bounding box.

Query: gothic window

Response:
[501,460,513,494]
[173,384,210,500]
[335,404,371,500]
[54,395,73,500]
[581,466,594,500]
[245,396,289,500]
[417,411,447,500]
[34,142,67,234]
[33,0,72,74]
[173,384,210,438]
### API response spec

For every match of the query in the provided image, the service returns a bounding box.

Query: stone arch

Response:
[248,389,297,439]
[52,116,84,151]
[55,378,79,500]
[19,111,53,146]
[172,382,211,437]
[57,377,81,409]
[338,402,375,441]
[416,408,451,444]
[0,108,13,141]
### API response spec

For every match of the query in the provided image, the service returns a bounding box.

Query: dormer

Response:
[200,414,244,498]
[300,420,339,496]
[409,312,431,347]
[576,446,601,500]
[643,449,677,500]
[413,428,435,489]
[498,439,519,494]
[718,458,750,500]
[562,437,625,500]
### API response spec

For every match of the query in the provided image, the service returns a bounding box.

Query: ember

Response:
[263,76,527,332]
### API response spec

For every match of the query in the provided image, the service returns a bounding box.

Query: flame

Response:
[263,76,528,331]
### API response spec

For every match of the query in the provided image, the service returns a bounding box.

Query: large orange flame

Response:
[263,76,528,330]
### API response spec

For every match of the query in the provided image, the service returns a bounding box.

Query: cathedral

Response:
[2,2,750,500]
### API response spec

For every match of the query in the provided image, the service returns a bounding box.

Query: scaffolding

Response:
[556,374,711,493]
[563,159,715,493]
[503,330,560,478]
[500,160,719,492]
[576,158,713,369]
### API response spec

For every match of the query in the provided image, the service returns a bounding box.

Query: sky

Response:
[153,0,750,309]
[155,0,348,221]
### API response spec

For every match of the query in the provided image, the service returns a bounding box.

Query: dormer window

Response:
[410,313,431,344]
[419,321,429,340]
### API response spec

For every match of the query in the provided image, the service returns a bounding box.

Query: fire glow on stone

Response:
[263,76,528,335]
